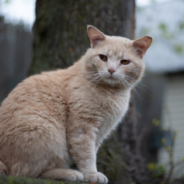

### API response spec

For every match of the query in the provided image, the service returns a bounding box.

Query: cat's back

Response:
[0,69,69,128]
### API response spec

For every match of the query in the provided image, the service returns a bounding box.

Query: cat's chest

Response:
[95,91,130,141]
[101,96,127,120]
[68,84,130,138]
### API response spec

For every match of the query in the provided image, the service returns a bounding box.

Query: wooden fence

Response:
[0,16,32,103]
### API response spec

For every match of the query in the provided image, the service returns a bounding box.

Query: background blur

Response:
[0,0,184,180]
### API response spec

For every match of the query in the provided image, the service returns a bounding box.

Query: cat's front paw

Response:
[84,172,108,184]
[67,170,84,182]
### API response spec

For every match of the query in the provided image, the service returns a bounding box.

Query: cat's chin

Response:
[107,77,116,81]
[100,77,134,90]
[101,78,123,88]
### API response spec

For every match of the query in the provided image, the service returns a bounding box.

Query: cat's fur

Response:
[0,26,152,184]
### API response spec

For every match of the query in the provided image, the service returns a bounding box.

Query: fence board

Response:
[0,18,32,103]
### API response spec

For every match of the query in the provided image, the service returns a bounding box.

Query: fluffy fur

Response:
[0,25,152,184]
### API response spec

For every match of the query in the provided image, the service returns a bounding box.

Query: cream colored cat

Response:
[0,25,152,184]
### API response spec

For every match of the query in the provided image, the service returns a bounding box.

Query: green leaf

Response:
[179,22,184,30]
[4,0,11,4]
[174,44,183,54]
[159,23,167,32]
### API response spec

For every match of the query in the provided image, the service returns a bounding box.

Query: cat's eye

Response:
[99,54,108,62]
[120,59,130,65]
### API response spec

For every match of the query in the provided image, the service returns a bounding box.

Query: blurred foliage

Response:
[139,27,151,35]
[158,23,174,39]
[159,23,167,33]
[97,132,131,184]
[174,44,183,54]
[137,2,184,57]
[179,22,184,30]
[3,0,11,4]
[151,117,184,183]
[150,0,156,4]
[147,163,166,178]
[152,118,160,126]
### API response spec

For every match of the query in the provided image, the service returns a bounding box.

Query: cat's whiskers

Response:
[136,82,149,93]
[134,88,145,102]
[87,73,102,85]
[124,75,147,89]
[124,76,145,101]
[124,75,148,101]
[121,78,132,89]
[87,73,147,100]
[118,77,145,102]
[114,73,133,87]
[90,77,101,84]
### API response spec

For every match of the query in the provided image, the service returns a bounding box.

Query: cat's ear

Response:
[87,25,105,48]
[133,36,152,58]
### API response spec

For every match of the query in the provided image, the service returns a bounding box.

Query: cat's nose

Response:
[108,68,115,75]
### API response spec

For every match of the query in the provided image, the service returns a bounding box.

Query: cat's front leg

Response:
[68,128,108,184]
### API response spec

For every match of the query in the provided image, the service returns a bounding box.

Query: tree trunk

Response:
[30,1,135,184]
[30,0,135,74]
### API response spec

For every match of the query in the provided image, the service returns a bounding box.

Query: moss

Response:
[0,175,86,184]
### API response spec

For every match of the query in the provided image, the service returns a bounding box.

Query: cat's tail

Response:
[0,160,7,175]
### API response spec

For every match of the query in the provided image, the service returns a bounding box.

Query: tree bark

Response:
[30,0,135,74]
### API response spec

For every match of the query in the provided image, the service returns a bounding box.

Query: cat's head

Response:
[84,25,152,89]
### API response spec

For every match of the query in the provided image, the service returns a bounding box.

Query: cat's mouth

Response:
[105,76,118,83]
[108,75,116,80]
[102,74,118,83]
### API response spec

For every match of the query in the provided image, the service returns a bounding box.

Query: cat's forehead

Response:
[97,36,133,57]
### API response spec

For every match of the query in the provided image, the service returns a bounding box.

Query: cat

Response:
[0,25,152,184]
